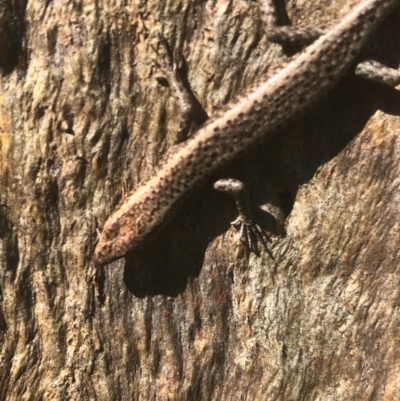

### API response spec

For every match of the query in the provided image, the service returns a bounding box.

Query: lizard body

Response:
[95,0,400,265]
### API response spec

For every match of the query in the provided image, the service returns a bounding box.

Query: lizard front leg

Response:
[153,36,275,257]
[355,60,400,87]
[152,33,208,145]
[214,179,273,257]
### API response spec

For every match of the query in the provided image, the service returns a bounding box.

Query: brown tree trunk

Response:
[1,0,400,399]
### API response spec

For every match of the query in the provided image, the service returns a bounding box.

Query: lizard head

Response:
[93,200,148,265]
[93,183,166,265]
[93,172,179,265]
[94,215,136,265]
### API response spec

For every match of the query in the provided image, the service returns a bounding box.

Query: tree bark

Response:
[1,0,400,400]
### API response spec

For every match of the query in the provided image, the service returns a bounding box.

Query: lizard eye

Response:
[106,218,120,239]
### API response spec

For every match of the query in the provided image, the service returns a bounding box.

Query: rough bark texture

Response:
[1,0,400,400]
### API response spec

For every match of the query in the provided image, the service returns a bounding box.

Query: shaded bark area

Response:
[1,0,400,400]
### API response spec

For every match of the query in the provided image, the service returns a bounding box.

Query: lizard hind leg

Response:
[258,0,324,47]
[259,0,400,87]
[213,179,273,257]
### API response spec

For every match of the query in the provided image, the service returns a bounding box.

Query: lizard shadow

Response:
[250,76,400,219]
[123,15,400,298]
[123,190,217,298]
[123,77,400,298]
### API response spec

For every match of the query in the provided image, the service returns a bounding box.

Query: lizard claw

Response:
[231,216,272,256]
[151,32,181,79]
